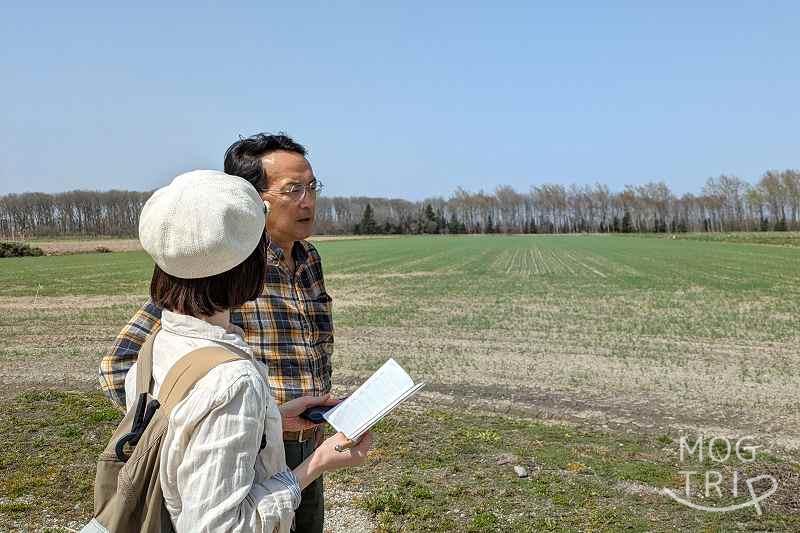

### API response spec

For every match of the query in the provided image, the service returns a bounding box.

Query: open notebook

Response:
[323,359,425,441]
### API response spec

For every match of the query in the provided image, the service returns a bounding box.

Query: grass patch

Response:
[0,502,31,514]
[340,406,800,532]
[0,390,121,530]
[2,389,799,531]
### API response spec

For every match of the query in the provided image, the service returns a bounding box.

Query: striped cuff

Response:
[273,470,302,509]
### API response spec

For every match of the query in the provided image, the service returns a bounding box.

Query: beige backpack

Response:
[81,335,245,533]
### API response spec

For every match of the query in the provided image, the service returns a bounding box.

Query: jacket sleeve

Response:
[166,372,300,533]
[98,299,163,409]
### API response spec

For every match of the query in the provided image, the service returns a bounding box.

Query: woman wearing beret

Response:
[128,170,371,532]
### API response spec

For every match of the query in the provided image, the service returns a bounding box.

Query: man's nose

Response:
[299,190,315,208]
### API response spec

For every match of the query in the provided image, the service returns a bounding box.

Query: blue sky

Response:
[1,1,798,200]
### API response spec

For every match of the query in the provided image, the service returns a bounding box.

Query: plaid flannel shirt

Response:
[99,239,333,409]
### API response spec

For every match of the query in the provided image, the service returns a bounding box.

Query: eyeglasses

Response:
[266,179,324,203]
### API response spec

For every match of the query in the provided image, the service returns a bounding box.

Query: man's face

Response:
[260,150,317,244]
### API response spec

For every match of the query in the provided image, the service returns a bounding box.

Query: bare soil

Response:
[3,293,798,455]
[25,235,399,255]
[31,239,143,254]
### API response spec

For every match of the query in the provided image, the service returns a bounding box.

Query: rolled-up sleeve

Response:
[99,299,163,409]
[163,372,299,533]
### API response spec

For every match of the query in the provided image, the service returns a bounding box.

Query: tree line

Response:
[1,170,799,239]
[0,190,150,239]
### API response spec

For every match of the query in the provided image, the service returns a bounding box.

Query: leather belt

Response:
[283,426,321,443]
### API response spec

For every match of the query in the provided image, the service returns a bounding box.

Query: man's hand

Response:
[279,393,341,431]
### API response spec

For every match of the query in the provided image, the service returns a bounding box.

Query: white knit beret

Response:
[139,170,266,279]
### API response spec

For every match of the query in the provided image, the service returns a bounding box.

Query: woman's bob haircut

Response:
[150,233,267,317]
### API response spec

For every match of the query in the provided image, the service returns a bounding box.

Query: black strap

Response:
[115,393,161,462]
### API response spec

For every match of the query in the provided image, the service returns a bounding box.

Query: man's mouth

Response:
[297,217,312,223]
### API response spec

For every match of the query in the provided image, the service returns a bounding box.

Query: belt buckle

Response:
[297,426,319,443]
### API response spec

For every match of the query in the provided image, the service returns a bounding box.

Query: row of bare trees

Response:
[2,170,798,238]
[318,170,800,234]
[0,190,150,239]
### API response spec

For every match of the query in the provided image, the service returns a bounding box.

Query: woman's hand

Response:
[294,432,373,489]
[279,393,341,432]
[314,432,373,472]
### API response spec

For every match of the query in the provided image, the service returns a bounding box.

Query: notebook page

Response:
[324,358,413,439]
[346,381,425,441]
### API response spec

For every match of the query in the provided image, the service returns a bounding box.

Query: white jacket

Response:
[124,310,300,532]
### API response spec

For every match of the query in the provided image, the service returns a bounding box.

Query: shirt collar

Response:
[266,239,309,264]
[160,310,253,356]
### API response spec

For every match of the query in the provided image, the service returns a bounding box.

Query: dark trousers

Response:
[284,438,324,533]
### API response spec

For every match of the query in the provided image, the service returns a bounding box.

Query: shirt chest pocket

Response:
[304,291,333,344]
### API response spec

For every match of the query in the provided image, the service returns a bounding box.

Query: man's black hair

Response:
[223,132,308,191]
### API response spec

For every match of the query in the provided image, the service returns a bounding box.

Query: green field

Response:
[651,230,800,247]
[2,235,799,531]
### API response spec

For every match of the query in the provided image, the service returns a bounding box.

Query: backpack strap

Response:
[136,334,157,396]
[114,342,246,462]
[136,333,247,412]
[156,346,247,414]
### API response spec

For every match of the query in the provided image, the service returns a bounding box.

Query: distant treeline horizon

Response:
[1,170,799,239]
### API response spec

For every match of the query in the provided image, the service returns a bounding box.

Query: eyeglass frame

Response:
[260,178,324,203]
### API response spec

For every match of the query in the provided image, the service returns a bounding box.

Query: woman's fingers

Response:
[344,432,373,458]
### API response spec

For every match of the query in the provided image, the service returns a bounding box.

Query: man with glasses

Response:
[98,133,336,532]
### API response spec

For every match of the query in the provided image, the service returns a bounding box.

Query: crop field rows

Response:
[1,234,799,530]
[2,235,799,442]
